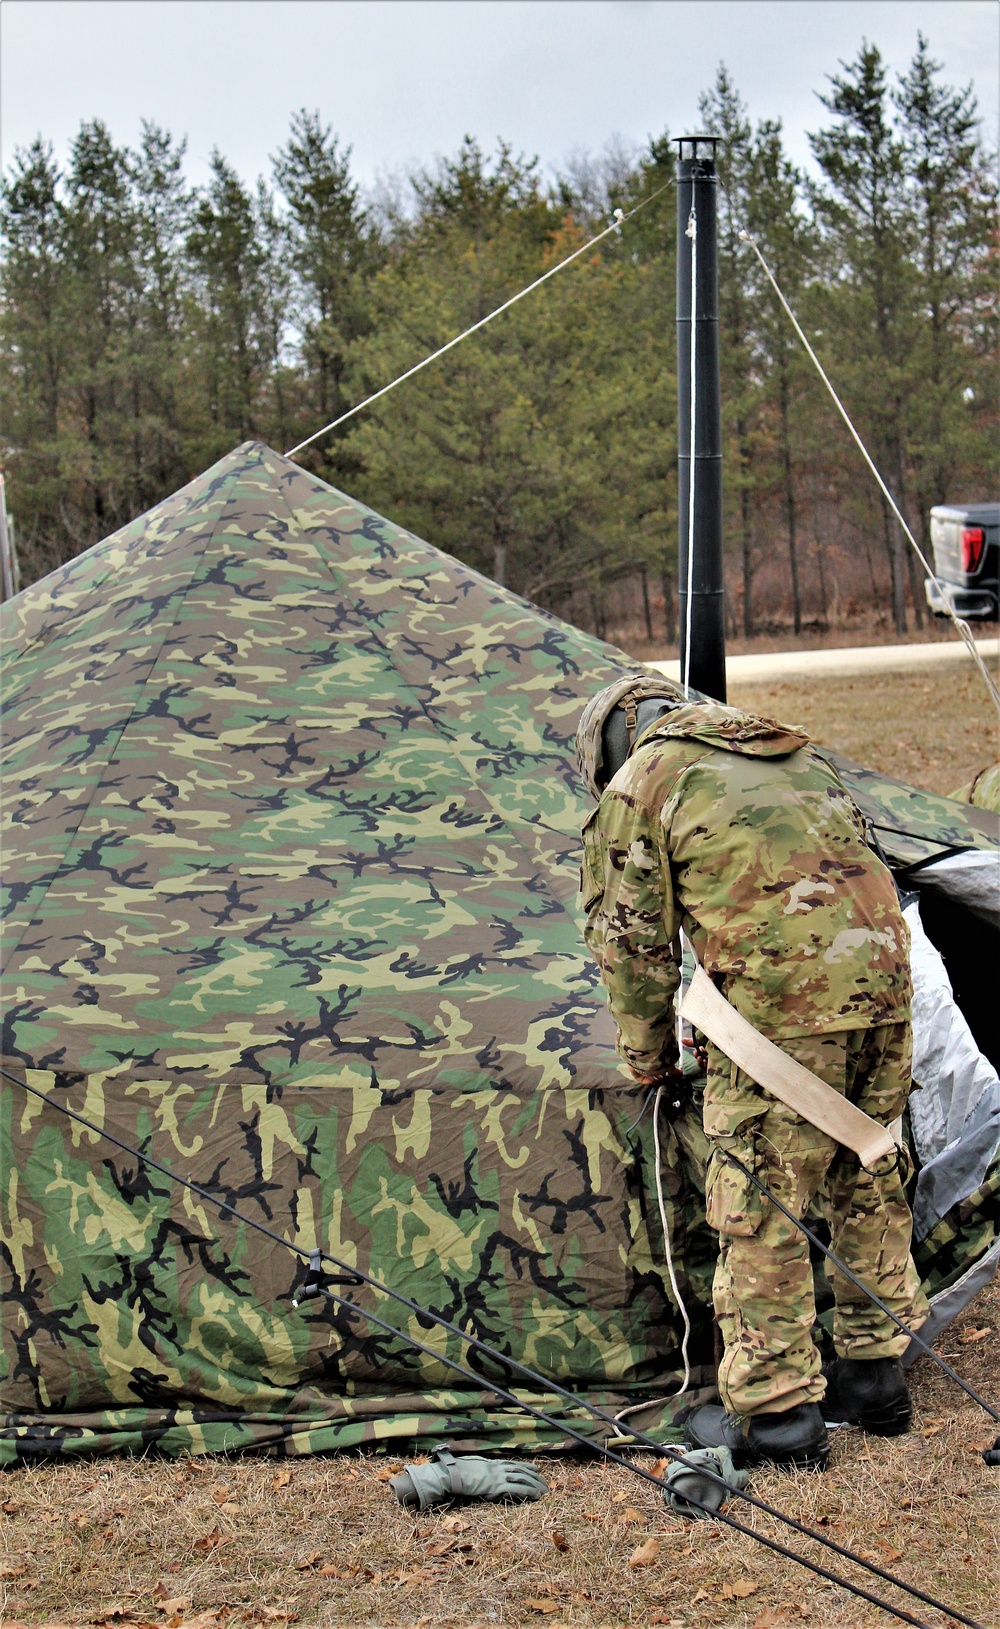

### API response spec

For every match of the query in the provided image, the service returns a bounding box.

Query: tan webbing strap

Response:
[680,965,898,1168]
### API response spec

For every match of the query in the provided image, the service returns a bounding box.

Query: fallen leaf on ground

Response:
[157,1599,192,1618]
[440,1514,470,1533]
[875,1541,905,1562]
[396,1566,438,1586]
[0,1566,27,1580]
[317,1564,351,1578]
[753,1612,788,1629]
[720,1579,758,1599]
[374,1464,404,1481]
[191,1525,229,1555]
[294,1551,322,1571]
[526,1601,562,1615]
[619,1506,647,1524]
[649,1457,670,1477]
[550,1530,569,1550]
[958,1327,991,1344]
[271,1468,293,1490]
[692,1588,712,1603]
[629,1537,660,1568]
[209,1486,233,1505]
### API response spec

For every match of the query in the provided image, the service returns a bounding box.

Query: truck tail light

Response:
[961,527,985,572]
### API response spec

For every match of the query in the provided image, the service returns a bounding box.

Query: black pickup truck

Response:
[925,502,999,620]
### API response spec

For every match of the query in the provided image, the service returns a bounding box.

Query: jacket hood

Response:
[633,700,811,759]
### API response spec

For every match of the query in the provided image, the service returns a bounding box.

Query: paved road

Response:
[647,636,1000,685]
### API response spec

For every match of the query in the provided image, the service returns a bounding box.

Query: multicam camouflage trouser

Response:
[703,1022,929,1418]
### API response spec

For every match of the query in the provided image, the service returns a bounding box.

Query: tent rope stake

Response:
[0,1063,986,1629]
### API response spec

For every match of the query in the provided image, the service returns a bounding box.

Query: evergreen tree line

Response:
[1,39,995,635]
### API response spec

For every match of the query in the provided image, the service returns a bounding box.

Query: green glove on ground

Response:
[661,1445,750,1519]
[390,1446,549,1510]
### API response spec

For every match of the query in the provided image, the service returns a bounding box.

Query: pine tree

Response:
[809,43,916,632]
[0,138,68,580]
[60,120,144,543]
[747,119,817,635]
[130,122,193,502]
[272,111,375,468]
[700,68,760,635]
[186,152,269,454]
[895,35,998,538]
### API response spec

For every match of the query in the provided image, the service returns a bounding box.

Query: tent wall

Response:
[0,1061,715,1459]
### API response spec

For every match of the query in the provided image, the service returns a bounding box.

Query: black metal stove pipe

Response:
[676,135,726,702]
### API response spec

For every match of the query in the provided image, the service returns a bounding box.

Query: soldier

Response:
[576,675,928,1469]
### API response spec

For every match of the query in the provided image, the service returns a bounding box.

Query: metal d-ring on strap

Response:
[0,1063,986,1629]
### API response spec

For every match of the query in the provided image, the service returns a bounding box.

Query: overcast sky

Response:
[1,0,997,197]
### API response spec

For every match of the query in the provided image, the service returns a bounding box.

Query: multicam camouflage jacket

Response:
[581,703,912,1077]
[952,759,1000,815]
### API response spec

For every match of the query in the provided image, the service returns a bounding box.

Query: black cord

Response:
[315,1285,953,1629]
[721,1150,1000,1424]
[0,1063,984,1629]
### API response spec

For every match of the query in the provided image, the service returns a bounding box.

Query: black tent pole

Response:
[676,135,726,702]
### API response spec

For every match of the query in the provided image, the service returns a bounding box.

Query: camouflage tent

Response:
[1,443,997,1462]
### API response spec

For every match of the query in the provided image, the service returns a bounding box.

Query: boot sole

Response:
[743,1443,830,1472]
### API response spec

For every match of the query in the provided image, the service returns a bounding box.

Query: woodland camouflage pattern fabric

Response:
[581,705,911,1077]
[1,442,997,1460]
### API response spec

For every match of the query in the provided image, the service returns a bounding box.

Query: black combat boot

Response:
[822,1356,912,1436]
[684,1401,830,1470]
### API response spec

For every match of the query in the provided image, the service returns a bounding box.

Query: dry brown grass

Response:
[725,663,999,800]
[1,1283,997,1628]
[2,661,998,1629]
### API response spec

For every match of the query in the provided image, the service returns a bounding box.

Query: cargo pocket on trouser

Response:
[704,1132,767,1238]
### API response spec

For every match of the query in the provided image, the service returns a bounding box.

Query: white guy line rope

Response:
[683,204,697,697]
[285,181,674,460]
[737,225,1000,721]
[612,1082,692,1435]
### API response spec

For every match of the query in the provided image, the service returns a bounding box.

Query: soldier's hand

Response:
[629,1064,684,1087]
[683,1037,709,1072]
